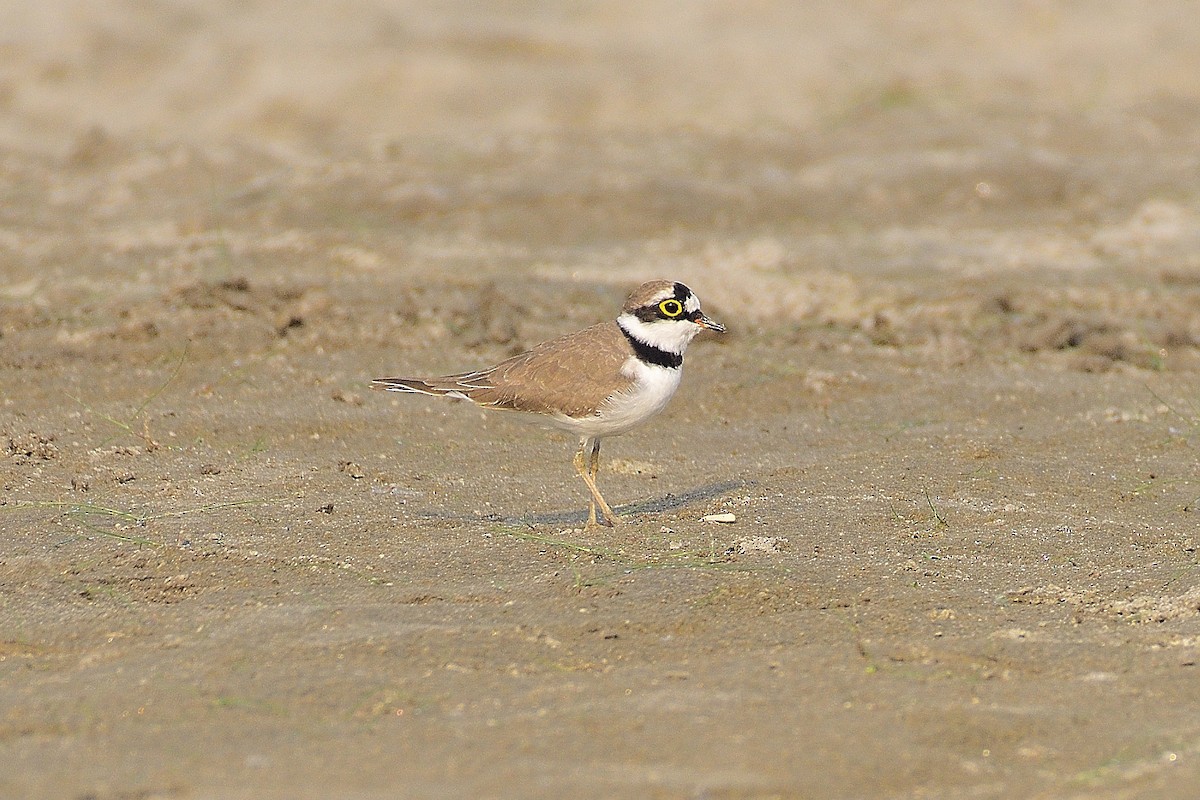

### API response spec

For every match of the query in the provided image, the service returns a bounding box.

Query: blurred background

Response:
[3,1,1199,344]
[4,1,1199,155]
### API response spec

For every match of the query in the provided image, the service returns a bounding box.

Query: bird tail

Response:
[371,377,476,401]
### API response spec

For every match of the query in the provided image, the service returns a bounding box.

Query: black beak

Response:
[690,310,726,333]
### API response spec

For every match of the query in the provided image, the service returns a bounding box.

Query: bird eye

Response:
[658,299,683,317]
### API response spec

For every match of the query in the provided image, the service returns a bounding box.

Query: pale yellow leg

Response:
[588,439,602,526]
[585,458,597,529]
[574,437,618,527]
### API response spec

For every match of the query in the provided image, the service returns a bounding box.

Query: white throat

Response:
[617,313,700,356]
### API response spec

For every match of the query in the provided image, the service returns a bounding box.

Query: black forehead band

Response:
[673,282,691,301]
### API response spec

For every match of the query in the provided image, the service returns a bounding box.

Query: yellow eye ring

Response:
[659,299,684,317]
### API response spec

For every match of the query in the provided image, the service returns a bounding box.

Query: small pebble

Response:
[701,513,737,524]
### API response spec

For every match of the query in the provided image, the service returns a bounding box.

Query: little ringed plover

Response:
[372,280,725,527]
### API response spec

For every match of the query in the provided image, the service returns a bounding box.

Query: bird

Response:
[372,280,725,527]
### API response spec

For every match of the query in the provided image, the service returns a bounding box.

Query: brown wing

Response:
[454,322,636,418]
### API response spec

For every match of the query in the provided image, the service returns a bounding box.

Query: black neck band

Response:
[620,324,683,369]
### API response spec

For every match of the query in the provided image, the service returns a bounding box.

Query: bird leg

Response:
[572,444,600,527]
[588,438,601,478]
[574,437,618,527]
[583,441,597,527]
[588,438,603,526]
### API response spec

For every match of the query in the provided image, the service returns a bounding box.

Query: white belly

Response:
[554,358,682,438]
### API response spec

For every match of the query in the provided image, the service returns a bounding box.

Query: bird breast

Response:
[554,357,682,438]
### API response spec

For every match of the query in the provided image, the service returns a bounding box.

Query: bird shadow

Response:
[417,479,750,527]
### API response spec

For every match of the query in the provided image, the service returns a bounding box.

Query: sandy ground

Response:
[3,2,1200,798]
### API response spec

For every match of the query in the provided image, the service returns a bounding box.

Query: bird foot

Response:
[585,514,619,529]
